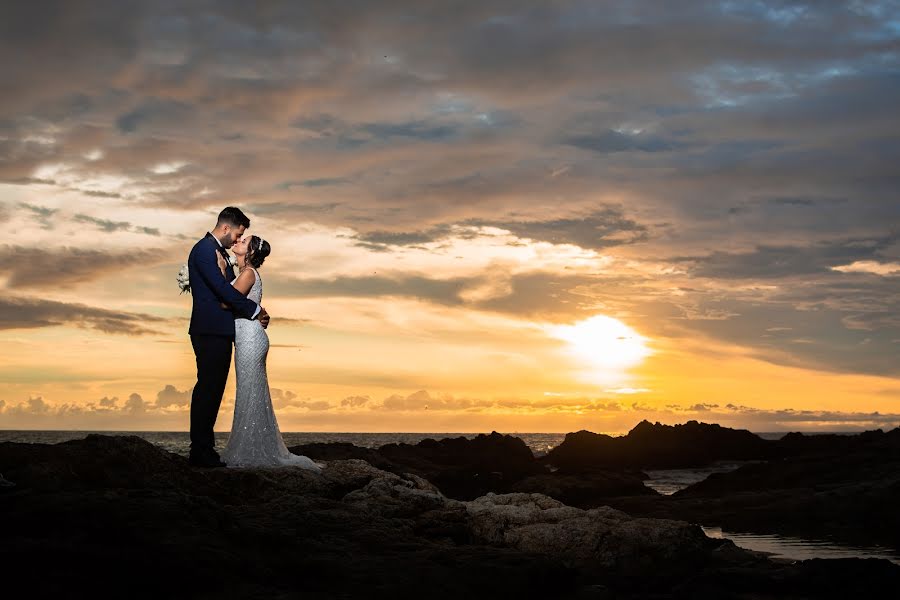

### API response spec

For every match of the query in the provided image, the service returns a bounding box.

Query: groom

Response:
[188,206,270,467]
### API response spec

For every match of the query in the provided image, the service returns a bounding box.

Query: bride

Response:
[216,235,323,472]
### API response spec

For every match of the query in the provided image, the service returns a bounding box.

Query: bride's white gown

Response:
[222,267,323,471]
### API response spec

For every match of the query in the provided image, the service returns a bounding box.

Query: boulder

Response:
[465,492,721,577]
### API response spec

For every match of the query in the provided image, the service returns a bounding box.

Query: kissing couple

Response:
[185,206,323,472]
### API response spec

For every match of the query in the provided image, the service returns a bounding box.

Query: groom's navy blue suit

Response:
[188,233,260,455]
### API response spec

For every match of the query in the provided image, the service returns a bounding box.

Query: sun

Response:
[549,315,651,377]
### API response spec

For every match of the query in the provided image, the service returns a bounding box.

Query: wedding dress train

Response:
[222,267,323,471]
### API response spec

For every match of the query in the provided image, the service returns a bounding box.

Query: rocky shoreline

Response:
[289,421,900,549]
[541,422,900,550]
[1,423,898,598]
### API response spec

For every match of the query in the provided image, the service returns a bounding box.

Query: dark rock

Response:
[287,441,396,471]
[1,434,898,598]
[0,436,576,599]
[510,471,656,507]
[608,427,900,549]
[544,420,772,471]
[375,431,546,500]
[293,432,549,501]
[674,558,900,599]
[0,434,201,492]
[464,492,722,577]
[773,427,900,458]
[288,433,656,506]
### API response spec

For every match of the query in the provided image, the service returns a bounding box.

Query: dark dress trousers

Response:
[188,233,260,453]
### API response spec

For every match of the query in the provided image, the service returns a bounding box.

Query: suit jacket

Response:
[188,233,259,336]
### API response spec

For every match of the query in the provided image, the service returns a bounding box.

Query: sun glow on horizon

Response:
[549,315,652,385]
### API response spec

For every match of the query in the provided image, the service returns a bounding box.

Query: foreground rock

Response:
[2,435,898,598]
[0,436,570,598]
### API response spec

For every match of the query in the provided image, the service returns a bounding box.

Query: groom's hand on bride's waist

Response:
[258,307,270,328]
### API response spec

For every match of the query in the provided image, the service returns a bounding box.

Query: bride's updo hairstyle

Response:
[247,235,271,268]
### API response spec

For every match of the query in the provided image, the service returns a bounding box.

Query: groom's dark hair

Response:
[217,206,250,229]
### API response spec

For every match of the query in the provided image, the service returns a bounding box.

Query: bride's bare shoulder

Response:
[232,267,257,295]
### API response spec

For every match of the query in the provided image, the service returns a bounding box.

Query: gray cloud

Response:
[1,0,898,383]
[74,213,162,236]
[269,269,606,323]
[295,399,333,411]
[3,245,166,289]
[680,234,900,280]
[0,295,167,335]
[351,207,650,251]
[469,210,650,250]
[717,404,900,428]
[270,388,298,404]
[19,203,57,229]
[267,388,333,411]
[563,130,682,154]
[294,115,465,148]
[351,224,456,249]
[74,214,131,232]
[155,384,192,408]
[267,273,468,306]
[341,395,370,407]
[2,1,895,214]
[124,393,147,414]
[377,390,496,411]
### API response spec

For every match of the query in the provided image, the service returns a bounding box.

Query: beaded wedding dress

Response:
[222,267,323,471]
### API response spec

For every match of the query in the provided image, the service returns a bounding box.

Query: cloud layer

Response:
[0,2,898,428]
[3,387,898,434]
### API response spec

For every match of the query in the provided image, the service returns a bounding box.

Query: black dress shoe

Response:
[189,451,227,468]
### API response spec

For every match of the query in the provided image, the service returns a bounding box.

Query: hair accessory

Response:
[257,237,266,247]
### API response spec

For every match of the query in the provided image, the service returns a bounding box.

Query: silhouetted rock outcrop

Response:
[4,434,896,598]
[773,427,897,458]
[544,420,772,471]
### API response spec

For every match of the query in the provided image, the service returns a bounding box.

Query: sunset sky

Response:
[1,1,898,433]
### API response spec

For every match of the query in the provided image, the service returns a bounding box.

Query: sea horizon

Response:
[0,427,878,459]
[0,427,882,436]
